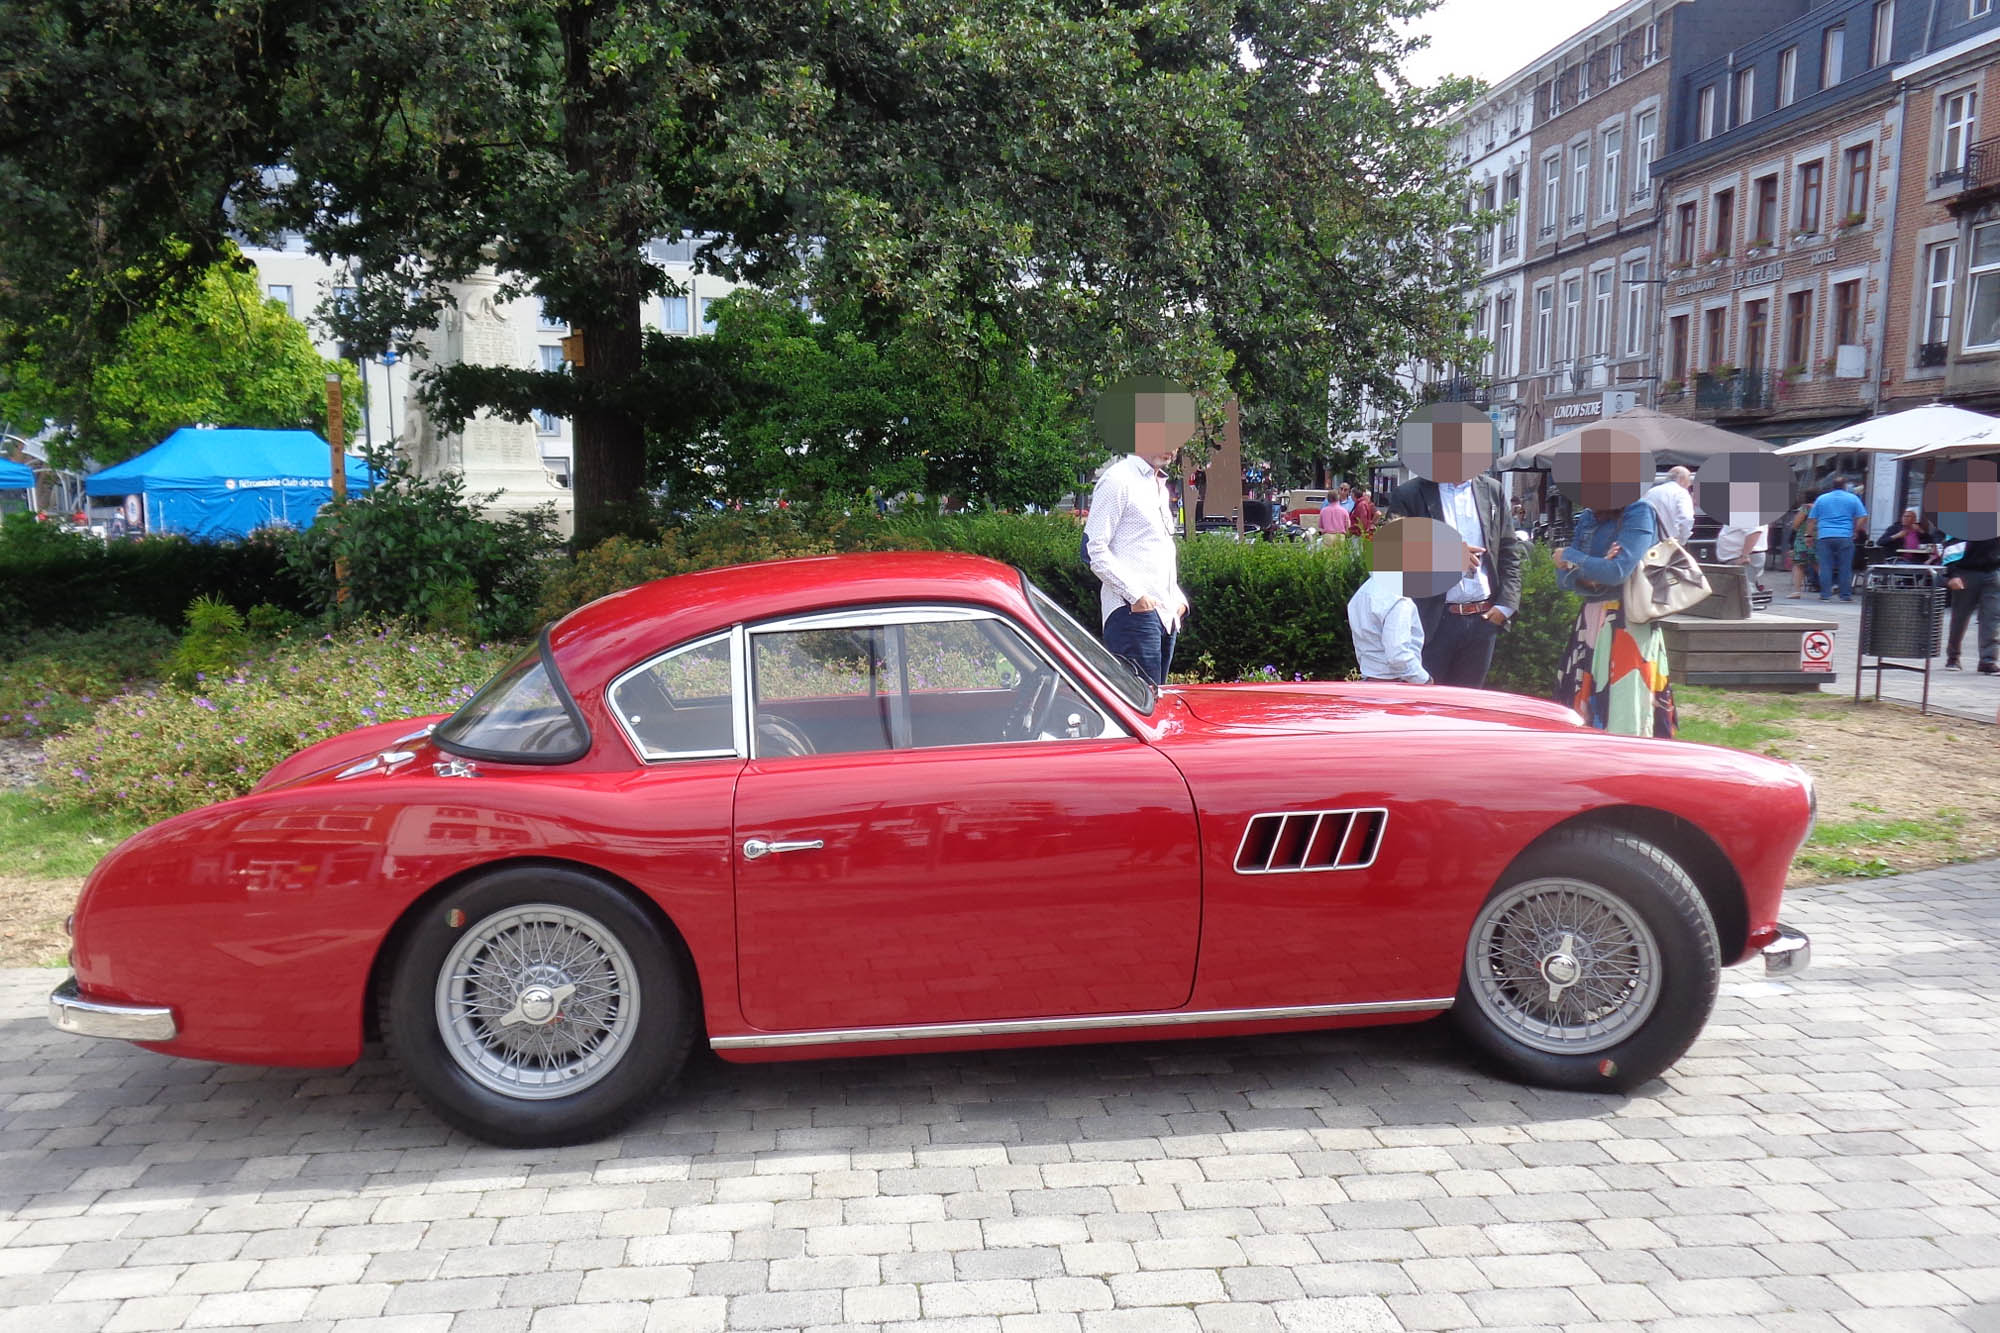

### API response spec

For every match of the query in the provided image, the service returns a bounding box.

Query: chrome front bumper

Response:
[48,976,177,1042]
[1762,925,1811,976]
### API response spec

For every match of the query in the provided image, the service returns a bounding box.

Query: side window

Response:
[748,610,1119,758]
[609,633,736,760]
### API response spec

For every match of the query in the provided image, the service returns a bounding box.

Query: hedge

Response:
[543,509,1581,699]
[0,515,311,633]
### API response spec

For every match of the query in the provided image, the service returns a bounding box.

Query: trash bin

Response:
[1859,563,1948,659]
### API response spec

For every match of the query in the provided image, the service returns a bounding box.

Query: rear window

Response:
[433,638,589,763]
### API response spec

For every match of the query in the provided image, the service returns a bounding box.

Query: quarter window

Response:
[610,633,738,760]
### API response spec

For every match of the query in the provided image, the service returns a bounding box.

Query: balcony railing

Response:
[1962,136,2000,193]
[1918,340,1949,368]
[1539,223,1556,239]
[1693,369,1774,412]
[1424,377,1490,403]
[1500,232,1520,259]
[1477,236,1494,264]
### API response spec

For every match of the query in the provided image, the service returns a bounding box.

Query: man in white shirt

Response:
[1347,518,1465,684]
[1084,377,1199,685]
[1644,466,1696,542]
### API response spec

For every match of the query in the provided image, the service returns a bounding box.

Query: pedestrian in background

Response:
[1787,495,1818,598]
[1083,376,1199,686]
[1809,476,1869,601]
[1643,465,1696,542]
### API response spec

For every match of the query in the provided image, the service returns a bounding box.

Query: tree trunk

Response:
[570,290,646,547]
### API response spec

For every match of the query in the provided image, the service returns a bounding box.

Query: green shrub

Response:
[166,596,251,688]
[0,512,307,632]
[41,625,510,822]
[287,450,564,640]
[0,616,180,741]
[1487,543,1582,698]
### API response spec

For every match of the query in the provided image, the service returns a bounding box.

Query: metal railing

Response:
[1918,341,1949,368]
[1963,136,2000,192]
[1500,232,1520,259]
[1424,377,1490,403]
[1694,369,1774,412]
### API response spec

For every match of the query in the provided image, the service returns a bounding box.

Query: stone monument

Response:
[404,267,576,537]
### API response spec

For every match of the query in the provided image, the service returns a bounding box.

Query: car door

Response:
[732,605,1201,1034]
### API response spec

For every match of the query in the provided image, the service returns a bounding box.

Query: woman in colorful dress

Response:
[1553,498,1675,737]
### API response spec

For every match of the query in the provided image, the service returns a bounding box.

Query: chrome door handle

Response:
[742,838,825,860]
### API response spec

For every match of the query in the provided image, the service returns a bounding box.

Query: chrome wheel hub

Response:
[435,903,640,1100]
[1466,879,1661,1055]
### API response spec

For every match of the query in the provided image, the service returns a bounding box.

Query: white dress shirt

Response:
[1644,480,1695,542]
[1348,572,1430,683]
[1085,455,1186,631]
[1435,480,1495,607]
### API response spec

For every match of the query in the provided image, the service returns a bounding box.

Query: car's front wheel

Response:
[1450,827,1720,1093]
[382,865,695,1146]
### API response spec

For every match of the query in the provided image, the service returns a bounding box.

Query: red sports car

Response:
[51,552,1813,1146]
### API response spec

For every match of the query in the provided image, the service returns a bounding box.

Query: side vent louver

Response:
[1234,809,1387,874]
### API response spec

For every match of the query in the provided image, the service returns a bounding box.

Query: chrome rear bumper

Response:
[48,976,177,1042]
[1761,925,1811,976]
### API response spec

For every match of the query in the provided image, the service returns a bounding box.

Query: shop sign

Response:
[1733,260,1784,289]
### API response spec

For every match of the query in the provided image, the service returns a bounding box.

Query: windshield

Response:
[433,637,590,763]
[1024,578,1155,714]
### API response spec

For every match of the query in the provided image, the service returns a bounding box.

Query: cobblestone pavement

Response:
[2,864,1997,1333]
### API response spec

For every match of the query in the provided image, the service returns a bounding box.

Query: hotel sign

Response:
[1733,260,1785,289]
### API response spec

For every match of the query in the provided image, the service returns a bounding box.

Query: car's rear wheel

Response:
[1450,827,1720,1093]
[383,865,695,1146]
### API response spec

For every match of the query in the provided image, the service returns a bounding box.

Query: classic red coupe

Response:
[52,552,1813,1146]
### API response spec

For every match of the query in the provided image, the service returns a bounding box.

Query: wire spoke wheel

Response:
[435,903,640,1100]
[1465,876,1661,1056]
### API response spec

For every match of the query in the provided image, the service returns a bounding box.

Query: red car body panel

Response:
[62,551,1814,1072]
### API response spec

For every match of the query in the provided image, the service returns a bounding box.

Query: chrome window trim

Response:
[709,996,1455,1050]
[605,628,748,763]
[745,603,1128,747]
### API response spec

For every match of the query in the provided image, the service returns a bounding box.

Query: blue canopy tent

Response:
[0,458,33,491]
[84,428,374,539]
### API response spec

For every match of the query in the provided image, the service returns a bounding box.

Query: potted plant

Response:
[1818,353,1839,375]
[1840,210,1867,230]
[1777,363,1807,396]
[1702,246,1731,266]
[1711,362,1740,378]
[1749,235,1774,254]
[1659,378,1685,398]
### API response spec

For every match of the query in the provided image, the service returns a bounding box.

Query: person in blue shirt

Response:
[1808,477,1870,601]
[1553,499,1675,737]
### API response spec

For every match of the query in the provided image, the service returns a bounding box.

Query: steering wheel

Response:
[1008,671,1061,741]
[755,714,816,758]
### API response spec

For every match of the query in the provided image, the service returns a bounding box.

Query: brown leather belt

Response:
[1446,600,1493,616]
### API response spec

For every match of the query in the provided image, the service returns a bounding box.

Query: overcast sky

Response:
[1400,0,1628,89]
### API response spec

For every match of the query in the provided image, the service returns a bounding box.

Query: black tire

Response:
[1450,827,1720,1093]
[382,865,696,1147]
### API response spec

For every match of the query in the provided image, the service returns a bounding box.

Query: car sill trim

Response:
[710,997,1455,1050]
[48,976,178,1043]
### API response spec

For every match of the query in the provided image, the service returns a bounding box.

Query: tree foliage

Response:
[0,255,361,467]
[0,0,1480,536]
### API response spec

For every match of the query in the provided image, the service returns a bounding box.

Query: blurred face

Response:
[1552,426,1654,512]
[1926,459,2000,541]
[1398,405,1497,485]
[1694,449,1793,531]
[1372,517,1470,599]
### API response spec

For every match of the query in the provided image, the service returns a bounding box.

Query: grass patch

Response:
[0,792,139,878]
[1795,810,1970,880]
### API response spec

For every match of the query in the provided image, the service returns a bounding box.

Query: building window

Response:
[1535,287,1554,368]
[266,284,293,314]
[1965,223,2000,347]
[1601,127,1622,216]
[1669,314,1690,380]
[1646,22,1661,62]
[1677,201,1698,263]
[1797,161,1824,233]
[1743,299,1770,372]
[1822,27,1844,90]
[1735,68,1756,127]
[699,297,719,334]
[1561,277,1582,361]
[1842,144,1872,223]
[1495,294,1516,375]
[1785,290,1814,369]
[1501,170,1521,252]
[1712,188,1736,257]
[1704,307,1728,367]
[1570,142,1590,225]
[535,345,565,435]
[1698,86,1718,140]
[1977,0,1993,16]
[1925,240,1959,348]
[1634,109,1658,201]
[1833,278,1862,348]
[1871,1,1894,67]
[662,293,690,333]
[1591,270,1613,357]
[1541,155,1561,236]
[1778,47,1798,108]
[1753,174,1779,245]
[1623,260,1648,357]
[1941,90,1978,181]
[535,298,566,332]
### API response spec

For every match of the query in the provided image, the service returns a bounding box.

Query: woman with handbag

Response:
[1553,499,1676,738]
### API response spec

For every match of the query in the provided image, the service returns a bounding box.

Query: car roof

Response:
[546,550,1038,694]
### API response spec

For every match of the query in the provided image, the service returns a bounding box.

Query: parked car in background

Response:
[53,552,1814,1145]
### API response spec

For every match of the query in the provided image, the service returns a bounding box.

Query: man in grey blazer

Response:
[1385,404,1524,689]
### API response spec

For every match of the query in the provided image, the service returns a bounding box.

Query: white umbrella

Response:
[1895,434,2000,460]
[1773,403,2000,455]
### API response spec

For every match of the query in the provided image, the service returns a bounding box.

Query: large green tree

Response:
[0,0,1479,540]
[0,256,361,466]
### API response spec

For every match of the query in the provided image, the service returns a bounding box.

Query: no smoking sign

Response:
[1800,629,1834,671]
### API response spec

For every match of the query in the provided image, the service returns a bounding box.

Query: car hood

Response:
[1167,682,1589,736]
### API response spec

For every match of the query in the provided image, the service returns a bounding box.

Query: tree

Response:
[0,0,1480,539]
[0,255,361,467]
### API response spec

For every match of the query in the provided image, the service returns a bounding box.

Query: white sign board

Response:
[1800,629,1835,672]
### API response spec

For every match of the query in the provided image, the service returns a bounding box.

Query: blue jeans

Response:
[1103,605,1177,686]
[1817,535,1856,600]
